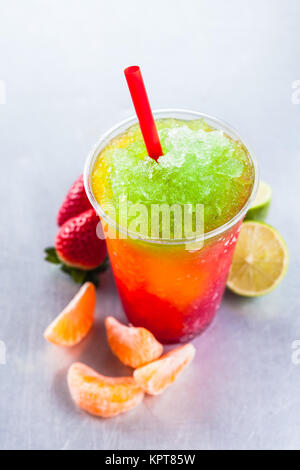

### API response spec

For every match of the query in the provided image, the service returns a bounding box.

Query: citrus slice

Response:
[133,343,195,395]
[67,363,144,418]
[44,282,96,346]
[227,222,288,296]
[245,181,272,221]
[105,316,163,368]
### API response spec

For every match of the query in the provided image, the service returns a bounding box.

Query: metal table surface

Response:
[0,0,299,450]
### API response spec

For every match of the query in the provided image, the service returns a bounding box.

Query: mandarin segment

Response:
[105,316,163,368]
[133,343,195,395]
[44,282,96,346]
[67,363,144,418]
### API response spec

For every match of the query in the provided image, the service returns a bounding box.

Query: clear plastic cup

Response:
[84,109,259,343]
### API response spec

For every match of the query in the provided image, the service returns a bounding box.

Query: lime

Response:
[227,221,288,297]
[245,181,272,221]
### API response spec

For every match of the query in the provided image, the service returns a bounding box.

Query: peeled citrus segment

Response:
[44,282,96,346]
[67,363,144,418]
[105,316,163,368]
[133,343,195,395]
[245,181,272,221]
[227,222,288,297]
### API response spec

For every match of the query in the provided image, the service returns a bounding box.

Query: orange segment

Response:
[133,343,195,395]
[44,282,96,346]
[105,316,163,368]
[67,363,144,418]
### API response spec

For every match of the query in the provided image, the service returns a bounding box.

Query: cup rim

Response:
[84,108,259,245]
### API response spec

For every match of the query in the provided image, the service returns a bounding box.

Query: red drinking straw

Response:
[124,66,163,161]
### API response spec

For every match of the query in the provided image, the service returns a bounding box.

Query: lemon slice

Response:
[245,181,272,221]
[227,222,288,296]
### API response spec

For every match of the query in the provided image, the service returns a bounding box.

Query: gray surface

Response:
[0,0,299,450]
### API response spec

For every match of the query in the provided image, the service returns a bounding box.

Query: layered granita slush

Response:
[85,110,257,343]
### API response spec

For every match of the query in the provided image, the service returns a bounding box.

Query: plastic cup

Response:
[84,109,259,343]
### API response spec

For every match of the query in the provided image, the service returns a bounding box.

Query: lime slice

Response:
[245,181,272,221]
[227,221,288,297]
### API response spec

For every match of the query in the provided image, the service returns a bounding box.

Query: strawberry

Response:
[57,174,92,226]
[45,209,108,286]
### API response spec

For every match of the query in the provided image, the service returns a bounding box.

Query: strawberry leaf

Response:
[44,247,109,287]
[44,247,61,264]
[60,265,87,284]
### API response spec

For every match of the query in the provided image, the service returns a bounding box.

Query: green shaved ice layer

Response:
[92,118,254,236]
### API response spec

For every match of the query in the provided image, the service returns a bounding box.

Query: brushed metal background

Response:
[0,0,299,450]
